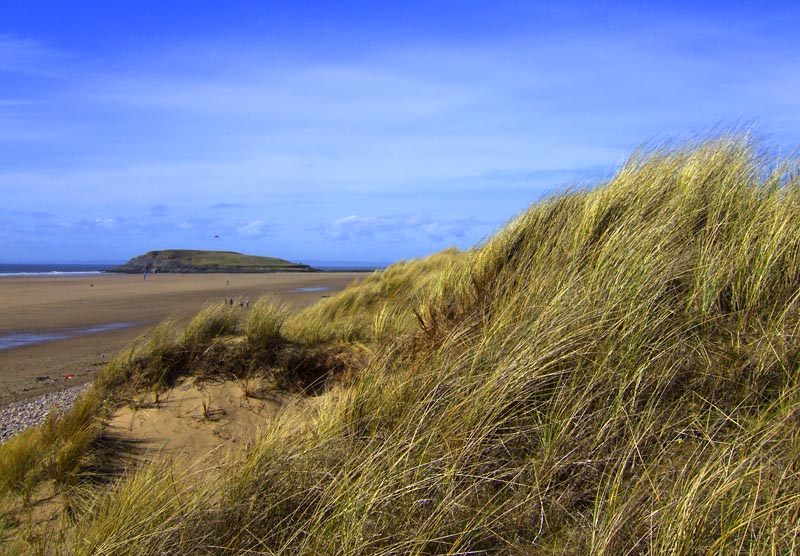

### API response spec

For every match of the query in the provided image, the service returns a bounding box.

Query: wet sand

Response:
[0,272,366,406]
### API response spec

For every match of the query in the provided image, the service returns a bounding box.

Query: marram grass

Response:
[4,135,800,554]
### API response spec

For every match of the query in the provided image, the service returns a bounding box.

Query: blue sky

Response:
[2,1,799,265]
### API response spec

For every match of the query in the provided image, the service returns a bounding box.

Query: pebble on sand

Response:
[0,384,91,444]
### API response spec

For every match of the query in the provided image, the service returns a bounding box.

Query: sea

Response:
[0,263,114,277]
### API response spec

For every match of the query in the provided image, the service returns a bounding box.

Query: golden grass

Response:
[4,134,800,554]
[245,294,290,349]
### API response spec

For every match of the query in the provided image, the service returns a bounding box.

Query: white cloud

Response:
[323,214,482,243]
[67,217,119,233]
[235,219,273,239]
[325,215,389,240]
[421,221,471,241]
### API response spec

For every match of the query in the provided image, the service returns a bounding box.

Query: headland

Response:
[108,249,316,273]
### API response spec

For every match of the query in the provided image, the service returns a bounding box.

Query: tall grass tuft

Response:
[40,390,104,492]
[73,460,215,556]
[283,248,462,345]
[182,302,239,349]
[245,295,289,349]
[0,386,105,525]
[0,428,44,505]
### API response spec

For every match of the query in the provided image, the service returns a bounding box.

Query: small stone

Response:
[0,383,91,444]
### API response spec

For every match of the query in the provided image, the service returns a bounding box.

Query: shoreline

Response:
[0,272,364,407]
[0,321,138,351]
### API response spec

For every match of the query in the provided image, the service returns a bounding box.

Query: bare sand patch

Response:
[107,376,293,466]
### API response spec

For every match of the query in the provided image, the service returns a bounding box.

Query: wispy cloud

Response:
[235,219,275,239]
[3,4,800,263]
[211,202,246,210]
[322,214,483,243]
[72,27,800,185]
[0,98,38,107]
[324,215,391,240]
[0,34,69,76]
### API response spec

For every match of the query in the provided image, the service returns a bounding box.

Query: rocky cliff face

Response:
[108,250,316,273]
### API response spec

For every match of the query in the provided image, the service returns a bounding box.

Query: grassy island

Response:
[108,249,316,273]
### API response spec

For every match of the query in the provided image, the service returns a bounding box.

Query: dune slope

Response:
[3,135,800,555]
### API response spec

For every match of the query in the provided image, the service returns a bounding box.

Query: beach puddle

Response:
[0,322,136,351]
[287,286,331,293]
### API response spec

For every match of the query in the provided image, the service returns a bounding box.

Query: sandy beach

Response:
[0,271,365,406]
